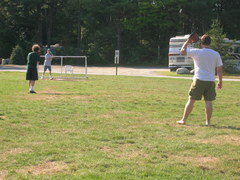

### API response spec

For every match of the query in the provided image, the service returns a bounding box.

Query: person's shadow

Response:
[209,125,240,131]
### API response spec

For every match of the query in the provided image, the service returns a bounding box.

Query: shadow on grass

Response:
[210,125,240,131]
[40,93,83,96]
[186,124,240,131]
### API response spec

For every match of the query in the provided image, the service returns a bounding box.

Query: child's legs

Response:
[29,80,35,87]
[48,66,52,76]
[42,66,47,76]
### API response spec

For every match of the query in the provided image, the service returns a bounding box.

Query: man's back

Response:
[188,48,222,81]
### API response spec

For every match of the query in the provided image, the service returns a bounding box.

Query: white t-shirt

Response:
[187,48,223,82]
[44,53,53,66]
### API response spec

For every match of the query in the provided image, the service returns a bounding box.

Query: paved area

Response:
[0,65,239,81]
[0,65,169,77]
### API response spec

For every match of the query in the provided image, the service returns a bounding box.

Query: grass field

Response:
[0,72,239,180]
[157,71,240,79]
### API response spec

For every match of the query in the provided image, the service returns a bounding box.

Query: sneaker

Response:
[41,76,44,80]
[29,90,37,94]
[50,77,53,80]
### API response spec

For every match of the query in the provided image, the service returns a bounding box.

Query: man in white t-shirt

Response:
[41,49,53,80]
[177,34,223,126]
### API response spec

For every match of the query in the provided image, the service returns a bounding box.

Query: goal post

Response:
[40,55,88,79]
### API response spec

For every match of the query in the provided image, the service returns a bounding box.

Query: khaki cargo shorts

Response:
[189,79,216,101]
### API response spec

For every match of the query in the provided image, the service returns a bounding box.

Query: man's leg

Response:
[205,101,213,126]
[177,98,196,124]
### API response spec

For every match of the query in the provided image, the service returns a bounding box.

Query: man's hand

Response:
[217,81,222,89]
[189,31,199,43]
[216,66,223,89]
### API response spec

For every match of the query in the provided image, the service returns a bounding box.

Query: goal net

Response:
[40,56,88,80]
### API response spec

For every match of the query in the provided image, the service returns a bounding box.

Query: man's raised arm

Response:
[180,39,192,55]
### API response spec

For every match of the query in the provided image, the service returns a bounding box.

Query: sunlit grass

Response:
[158,70,240,79]
[0,72,239,180]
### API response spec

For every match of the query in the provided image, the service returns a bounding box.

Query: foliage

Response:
[0,0,240,65]
[207,19,239,73]
[9,45,25,65]
[207,19,227,57]
[219,0,240,39]
[223,59,240,73]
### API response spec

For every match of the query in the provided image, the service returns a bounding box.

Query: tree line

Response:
[0,0,239,65]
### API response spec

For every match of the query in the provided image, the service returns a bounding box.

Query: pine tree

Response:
[9,45,25,65]
[207,19,229,60]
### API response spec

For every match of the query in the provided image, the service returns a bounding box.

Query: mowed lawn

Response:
[0,71,239,180]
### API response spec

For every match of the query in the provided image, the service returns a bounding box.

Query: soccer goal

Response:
[40,56,88,80]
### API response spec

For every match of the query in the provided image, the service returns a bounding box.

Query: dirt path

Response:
[0,65,239,81]
[0,65,169,77]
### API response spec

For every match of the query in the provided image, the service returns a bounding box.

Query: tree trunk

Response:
[46,1,54,48]
[36,3,43,44]
[117,23,121,50]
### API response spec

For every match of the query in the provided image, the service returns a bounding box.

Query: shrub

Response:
[223,59,240,73]
[207,19,230,61]
[9,45,25,65]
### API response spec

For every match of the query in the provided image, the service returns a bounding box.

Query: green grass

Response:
[157,71,194,77]
[0,72,239,180]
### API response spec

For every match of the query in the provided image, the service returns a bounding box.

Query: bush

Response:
[207,19,230,61]
[9,45,25,65]
[223,59,240,73]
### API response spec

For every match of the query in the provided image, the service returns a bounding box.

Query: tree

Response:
[0,0,239,65]
[217,0,240,39]
[9,45,25,65]
[207,19,229,60]
[123,0,182,64]
[180,0,214,34]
